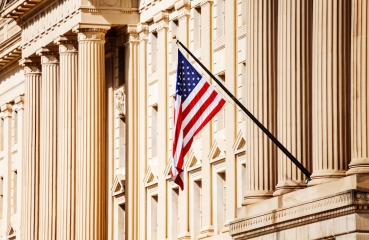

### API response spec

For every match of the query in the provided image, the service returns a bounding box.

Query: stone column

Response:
[37,48,59,240]
[347,0,369,175]
[75,28,108,240]
[154,11,169,240]
[20,58,41,240]
[309,0,351,185]
[54,37,78,240]
[244,0,278,204]
[274,0,313,196]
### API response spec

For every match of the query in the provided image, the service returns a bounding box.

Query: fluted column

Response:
[274,0,312,196]
[20,59,41,240]
[75,28,107,240]
[244,0,278,204]
[37,48,59,240]
[309,0,351,185]
[55,37,78,240]
[347,0,369,175]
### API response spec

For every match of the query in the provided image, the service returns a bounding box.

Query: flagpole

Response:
[174,36,312,182]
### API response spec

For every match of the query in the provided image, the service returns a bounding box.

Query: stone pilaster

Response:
[347,0,369,175]
[224,0,237,232]
[309,0,351,185]
[137,23,149,239]
[154,11,169,240]
[75,28,108,240]
[0,103,13,239]
[37,48,59,240]
[274,0,313,196]
[105,35,116,240]
[54,37,78,240]
[20,58,41,240]
[176,3,192,239]
[197,0,214,238]
[243,0,278,204]
[124,25,140,240]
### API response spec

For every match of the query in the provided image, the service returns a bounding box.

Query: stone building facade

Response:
[0,0,368,240]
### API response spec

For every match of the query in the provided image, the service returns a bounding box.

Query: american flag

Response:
[171,50,226,190]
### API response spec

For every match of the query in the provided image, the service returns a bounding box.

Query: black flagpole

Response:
[175,36,312,182]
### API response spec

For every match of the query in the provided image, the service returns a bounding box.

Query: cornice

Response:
[1,0,43,19]
[0,31,21,68]
[230,190,369,239]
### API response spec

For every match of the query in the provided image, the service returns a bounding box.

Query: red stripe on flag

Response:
[182,82,210,119]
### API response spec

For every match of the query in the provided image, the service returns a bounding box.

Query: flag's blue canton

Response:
[176,50,202,102]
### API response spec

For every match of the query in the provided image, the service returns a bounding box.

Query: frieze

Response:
[229,190,369,240]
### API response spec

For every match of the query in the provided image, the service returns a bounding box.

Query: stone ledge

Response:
[230,174,369,239]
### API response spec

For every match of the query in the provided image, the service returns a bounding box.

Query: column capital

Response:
[19,58,41,74]
[154,11,169,32]
[54,35,78,53]
[0,103,13,118]
[76,28,107,42]
[200,0,213,8]
[13,95,25,111]
[176,5,190,20]
[137,23,149,41]
[36,47,59,64]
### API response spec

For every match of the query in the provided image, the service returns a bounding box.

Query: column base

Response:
[242,190,273,205]
[197,225,214,239]
[308,170,346,186]
[273,181,307,196]
[177,232,191,240]
[347,158,369,175]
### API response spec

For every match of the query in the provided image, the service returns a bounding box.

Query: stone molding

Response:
[20,58,41,73]
[200,0,213,7]
[77,28,107,41]
[54,36,78,53]
[36,48,59,64]
[237,25,246,40]
[154,11,169,31]
[213,36,225,53]
[111,174,125,198]
[115,85,125,119]
[137,23,149,41]
[21,0,79,48]
[0,103,13,118]
[230,190,369,239]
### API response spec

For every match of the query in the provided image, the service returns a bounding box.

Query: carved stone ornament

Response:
[77,28,107,41]
[115,86,125,118]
